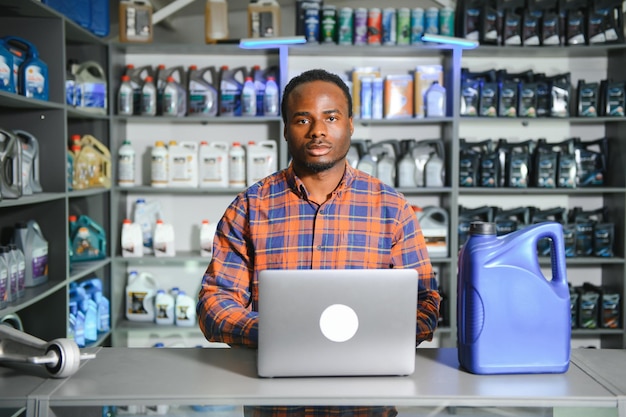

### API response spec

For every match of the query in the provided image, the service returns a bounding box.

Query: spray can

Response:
[187,65,219,117]
[338,7,354,45]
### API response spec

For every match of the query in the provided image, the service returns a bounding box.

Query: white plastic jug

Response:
[126,271,157,322]
[246,140,277,186]
[175,291,197,327]
[199,141,229,188]
[155,289,175,325]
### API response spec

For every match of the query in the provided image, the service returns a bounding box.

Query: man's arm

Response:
[196,198,259,347]
[393,202,441,345]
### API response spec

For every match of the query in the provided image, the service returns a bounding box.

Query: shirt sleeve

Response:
[393,201,441,345]
[196,195,259,347]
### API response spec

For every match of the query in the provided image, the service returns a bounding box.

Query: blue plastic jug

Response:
[457,221,570,374]
[3,36,49,101]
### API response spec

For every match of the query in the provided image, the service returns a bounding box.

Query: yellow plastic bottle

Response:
[248,0,281,38]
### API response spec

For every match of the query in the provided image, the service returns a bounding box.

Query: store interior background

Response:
[95,0,614,350]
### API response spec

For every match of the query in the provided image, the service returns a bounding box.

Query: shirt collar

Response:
[286,161,356,199]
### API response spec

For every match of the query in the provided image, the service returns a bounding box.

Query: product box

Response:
[384,74,414,119]
[415,65,444,118]
[351,67,381,118]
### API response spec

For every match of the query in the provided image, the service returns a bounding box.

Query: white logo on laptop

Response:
[319,304,359,342]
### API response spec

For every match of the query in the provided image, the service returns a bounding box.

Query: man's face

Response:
[283,80,354,174]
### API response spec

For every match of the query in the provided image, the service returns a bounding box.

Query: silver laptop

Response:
[257,268,418,378]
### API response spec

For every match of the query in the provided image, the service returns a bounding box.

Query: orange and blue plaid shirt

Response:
[197,162,440,417]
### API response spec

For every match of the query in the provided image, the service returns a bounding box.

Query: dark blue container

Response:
[457,221,570,374]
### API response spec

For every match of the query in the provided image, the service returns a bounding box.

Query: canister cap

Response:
[469,221,496,235]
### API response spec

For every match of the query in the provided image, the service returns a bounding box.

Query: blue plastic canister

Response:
[3,36,49,101]
[457,221,570,374]
[0,40,15,93]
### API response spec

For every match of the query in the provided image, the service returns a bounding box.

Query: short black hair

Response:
[281,69,353,124]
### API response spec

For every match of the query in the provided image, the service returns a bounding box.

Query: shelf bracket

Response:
[152,0,198,25]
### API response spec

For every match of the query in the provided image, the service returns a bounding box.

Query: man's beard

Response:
[303,160,337,173]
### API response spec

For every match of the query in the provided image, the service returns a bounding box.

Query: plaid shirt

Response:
[197,162,440,417]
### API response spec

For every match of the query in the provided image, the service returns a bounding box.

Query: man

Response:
[197,69,440,417]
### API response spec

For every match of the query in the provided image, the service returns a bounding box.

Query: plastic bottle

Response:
[125,270,157,322]
[457,221,570,374]
[187,65,219,117]
[119,0,154,43]
[397,151,417,188]
[4,36,49,100]
[118,74,134,115]
[241,76,257,116]
[199,141,229,188]
[8,243,25,299]
[219,65,245,116]
[12,220,48,287]
[74,61,107,113]
[153,219,176,257]
[13,129,43,195]
[161,75,187,117]
[168,140,198,187]
[121,218,144,257]
[248,0,281,38]
[0,128,23,199]
[0,246,14,303]
[175,290,197,327]
[246,140,277,186]
[0,39,15,94]
[424,81,446,117]
[228,141,246,187]
[117,139,136,187]
[69,215,106,263]
[205,0,229,43]
[0,247,7,309]
[263,76,279,116]
[151,140,168,187]
[416,206,449,258]
[140,75,157,116]
[200,219,217,257]
[155,289,175,325]
[132,198,161,255]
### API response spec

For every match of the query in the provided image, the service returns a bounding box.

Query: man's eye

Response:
[328,116,337,122]
[296,119,309,124]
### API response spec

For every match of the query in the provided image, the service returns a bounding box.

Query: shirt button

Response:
[317,245,322,250]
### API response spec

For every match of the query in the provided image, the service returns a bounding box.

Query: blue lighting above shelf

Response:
[421,34,479,49]
[239,36,307,49]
